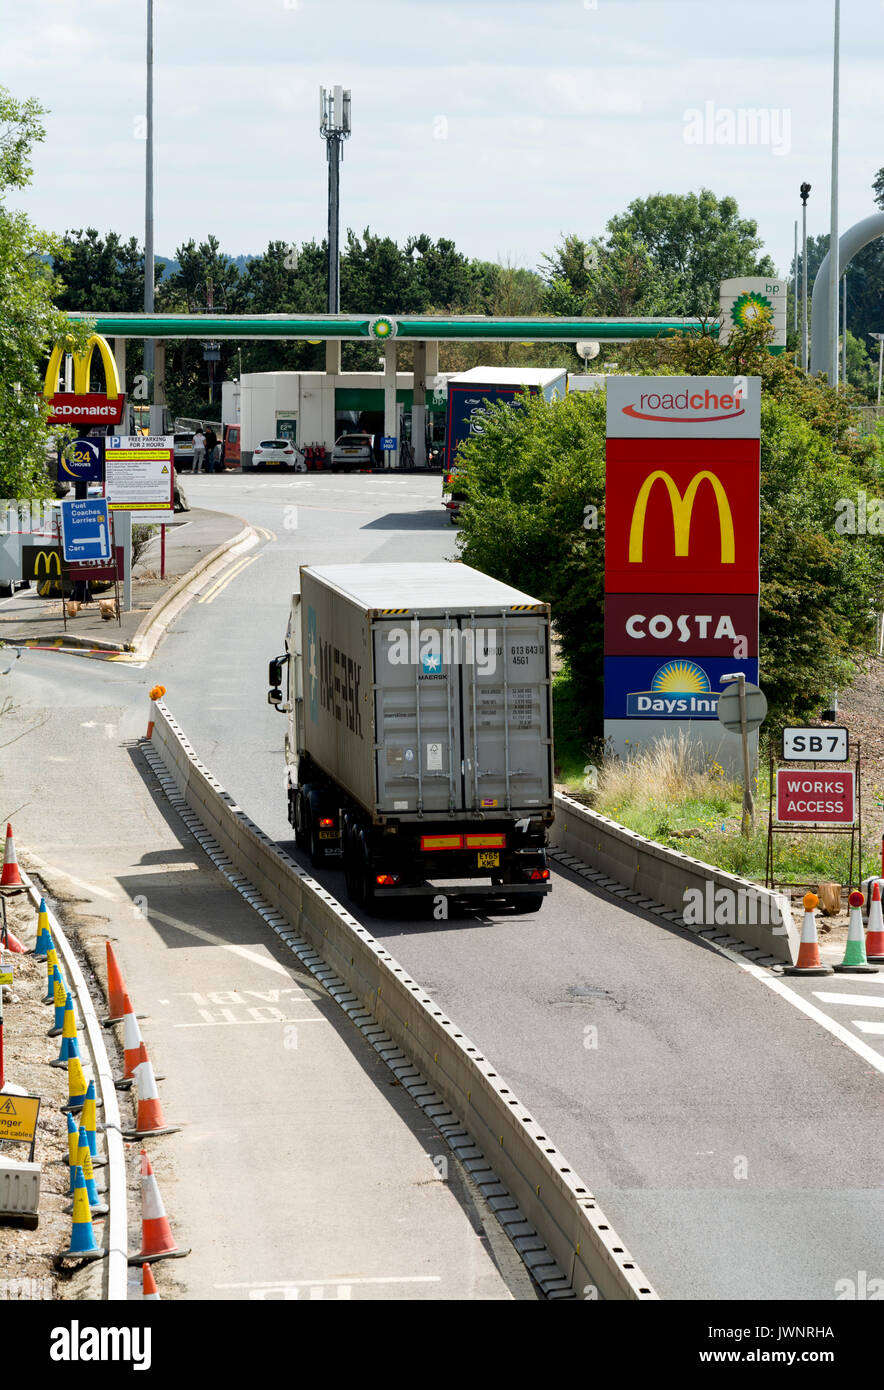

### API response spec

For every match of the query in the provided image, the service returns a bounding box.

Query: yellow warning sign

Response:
[0,971,13,986]
[161,465,169,473]
[0,1093,40,1146]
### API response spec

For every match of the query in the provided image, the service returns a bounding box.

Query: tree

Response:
[0,86,91,498]
[52,228,145,312]
[454,323,884,738]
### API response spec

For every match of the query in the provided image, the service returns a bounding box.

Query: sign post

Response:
[105,435,174,612]
[718,675,768,835]
[604,376,762,776]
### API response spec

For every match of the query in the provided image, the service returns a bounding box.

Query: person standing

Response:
[192,426,206,473]
[204,426,218,473]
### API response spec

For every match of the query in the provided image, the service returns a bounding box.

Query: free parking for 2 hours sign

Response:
[105,435,174,513]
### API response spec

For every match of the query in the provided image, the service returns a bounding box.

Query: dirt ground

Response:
[0,883,147,1302]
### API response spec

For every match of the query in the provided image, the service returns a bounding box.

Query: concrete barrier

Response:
[551,791,799,965]
[149,702,658,1301]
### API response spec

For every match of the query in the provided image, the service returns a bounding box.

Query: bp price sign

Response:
[105,436,174,513]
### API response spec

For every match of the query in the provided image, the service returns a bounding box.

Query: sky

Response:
[2,0,881,279]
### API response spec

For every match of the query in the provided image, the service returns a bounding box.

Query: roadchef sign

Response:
[775,769,855,825]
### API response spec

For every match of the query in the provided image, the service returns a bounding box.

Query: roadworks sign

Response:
[0,1093,40,1146]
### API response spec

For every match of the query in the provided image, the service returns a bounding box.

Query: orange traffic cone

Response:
[127,1150,190,1264]
[0,918,25,952]
[783,892,833,975]
[0,824,24,891]
[116,994,162,1090]
[867,880,884,963]
[102,942,135,1026]
[142,1263,161,1300]
[122,1057,180,1139]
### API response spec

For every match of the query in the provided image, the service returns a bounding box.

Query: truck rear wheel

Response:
[507,894,544,915]
[293,789,309,851]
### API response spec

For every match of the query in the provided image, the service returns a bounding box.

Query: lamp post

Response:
[319,86,351,314]
[829,0,841,389]
[800,182,811,372]
[144,0,154,385]
[870,333,884,407]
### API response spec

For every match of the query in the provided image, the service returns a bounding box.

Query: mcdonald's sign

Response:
[604,439,759,595]
[22,544,64,583]
[44,334,124,426]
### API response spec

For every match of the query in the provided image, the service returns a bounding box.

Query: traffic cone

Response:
[62,1053,89,1114]
[80,1082,106,1169]
[64,1127,107,1216]
[128,1150,190,1263]
[48,967,68,1036]
[782,893,833,975]
[834,890,879,973]
[0,918,25,953]
[119,991,144,1085]
[867,880,884,963]
[123,1058,180,1139]
[59,1166,105,1261]
[65,1112,79,1194]
[142,1264,161,1300]
[34,899,51,958]
[43,942,59,1003]
[102,941,129,1025]
[50,992,80,1067]
[0,823,24,890]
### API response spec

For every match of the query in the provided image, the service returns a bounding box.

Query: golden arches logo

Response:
[628,470,735,565]
[44,334,121,398]
[33,549,62,580]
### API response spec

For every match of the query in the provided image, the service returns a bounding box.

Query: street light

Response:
[870,332,884,406]
[320,85,351,315]
[800,182,811,372]
[829,0,841,389]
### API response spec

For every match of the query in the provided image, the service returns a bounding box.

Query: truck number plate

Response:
[477,851,500,868]
[319,830,337,840]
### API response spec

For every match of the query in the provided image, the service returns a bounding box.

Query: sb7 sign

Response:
[782,727,848,762]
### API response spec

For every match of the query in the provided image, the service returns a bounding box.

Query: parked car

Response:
[221,424,241,470]
[251,439,306,471]
[173,432,196,471]
[331,433,373,473]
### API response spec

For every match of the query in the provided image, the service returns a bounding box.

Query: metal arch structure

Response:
[65,311,722,345]
[810,211,884,377]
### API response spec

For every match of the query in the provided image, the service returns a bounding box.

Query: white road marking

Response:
[215,1276,442,1288]
[854,1022,884,1035]
[147,906,297,978]
[813,992,884,1008]
[174,1017,323,1028]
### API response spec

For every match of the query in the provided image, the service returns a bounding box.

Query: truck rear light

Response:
[421,834,463,850]
[524,868,550,881]
[319,817,335,828]
[375,873,400,886]
[465,834,506,849]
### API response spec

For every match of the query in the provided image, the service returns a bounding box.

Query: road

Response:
[6,470,883,1300]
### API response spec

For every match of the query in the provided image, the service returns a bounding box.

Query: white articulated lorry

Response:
[268,562,554,914]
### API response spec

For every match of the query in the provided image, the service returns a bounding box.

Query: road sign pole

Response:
[738,674,755,836]
[120,511,132,613]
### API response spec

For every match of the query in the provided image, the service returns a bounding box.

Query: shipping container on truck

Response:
[442,366,567,520]
[268,562,555,915]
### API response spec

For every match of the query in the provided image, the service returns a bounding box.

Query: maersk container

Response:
[268,562,554,914]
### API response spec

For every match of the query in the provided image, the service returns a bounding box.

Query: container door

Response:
[372,618,464,816]
[460,613,552,813]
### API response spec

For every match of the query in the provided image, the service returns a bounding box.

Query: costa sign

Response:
[44,333,124,426]
[604,595,759,656]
